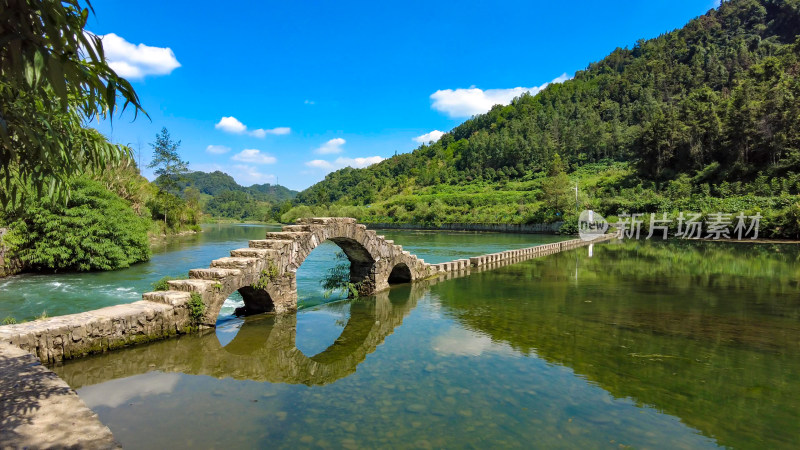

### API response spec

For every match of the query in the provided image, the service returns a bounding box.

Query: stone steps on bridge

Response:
[210,256,261,270]
[230,248,278,259]
[264,231,311,241]
[189,268,242,280]
[167,279,217,294]
[248,239,292,251]
[142,290,192,305]
[281,224,312,232]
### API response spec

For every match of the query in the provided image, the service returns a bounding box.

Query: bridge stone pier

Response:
[145,217,436,326]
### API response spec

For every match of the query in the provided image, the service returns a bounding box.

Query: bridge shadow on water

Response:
[54,281,427,388]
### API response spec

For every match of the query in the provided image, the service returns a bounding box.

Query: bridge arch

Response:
[388,263,412,284]
[158,218,435,326]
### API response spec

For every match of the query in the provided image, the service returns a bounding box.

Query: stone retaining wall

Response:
[429,235,614,274]
[366,222,563,234]
[0,292,195,365]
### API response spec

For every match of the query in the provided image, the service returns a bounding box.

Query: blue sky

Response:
[88,0,721,191]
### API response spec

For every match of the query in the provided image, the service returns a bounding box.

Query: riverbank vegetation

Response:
[167,170,297,223]
[0,1,202,274]
[287,0,800,238]
[0,150,205,272]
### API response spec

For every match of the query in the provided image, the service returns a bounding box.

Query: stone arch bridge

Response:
[1,218,607,363]
[146,217,438,326]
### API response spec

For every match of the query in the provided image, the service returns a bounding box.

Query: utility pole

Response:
[574,182,579,215]
[136,138,142,172]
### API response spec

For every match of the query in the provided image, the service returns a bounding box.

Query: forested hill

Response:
[157,170,298,221]
[292,0,800,233]
[172,171,298,203]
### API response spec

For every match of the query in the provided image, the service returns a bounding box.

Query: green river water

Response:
[4,225,800,448]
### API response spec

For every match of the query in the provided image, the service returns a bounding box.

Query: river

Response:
[0,223,565,322]
[5,225,800,448]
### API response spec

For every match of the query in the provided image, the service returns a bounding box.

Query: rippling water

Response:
[51,239,800,449]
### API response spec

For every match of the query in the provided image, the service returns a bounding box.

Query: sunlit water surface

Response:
[0,223,563,321]
[50,238,800,449]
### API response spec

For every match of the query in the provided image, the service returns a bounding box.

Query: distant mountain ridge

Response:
[153,170,298,221]
[175,170,298,203]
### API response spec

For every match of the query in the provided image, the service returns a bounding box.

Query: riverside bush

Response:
[3,178,151,271]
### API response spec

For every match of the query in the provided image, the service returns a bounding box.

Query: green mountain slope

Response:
[177,171,298,203]
[162,170,298,221]
[290,0,800,237]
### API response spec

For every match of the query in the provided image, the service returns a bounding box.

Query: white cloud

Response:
[189,162,225,173]
[304,100,315,105]
[232,164,276,185]
[250,127,291,138]
[98,33,180,79]
[314,138,346,154]
[432,327,520,357]
[231,149,277,164]
[306,159,335,169]
[78,372,180,409]
[305,155,384,171]
[189,163,274,186]
[215,116,289,138]
[336,156,384,168]
[430,73,571,118]
[205,144,231,155]
[413,130,445,144]
[215,116,247,134]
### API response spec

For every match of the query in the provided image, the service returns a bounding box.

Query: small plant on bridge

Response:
[188,292,205,323]
[321,252,362,299]
[2,316,17,325]
[152,275,180,291]
[254,260,279,290]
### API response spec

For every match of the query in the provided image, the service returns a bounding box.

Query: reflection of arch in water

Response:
[56,282,431,388]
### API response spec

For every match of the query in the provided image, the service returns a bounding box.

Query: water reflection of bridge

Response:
[54,251,570,388]
[56,282,427,388]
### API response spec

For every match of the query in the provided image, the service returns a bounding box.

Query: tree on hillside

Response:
[148,128,188,226]
[539,154,573,219]
[0,0,145,207]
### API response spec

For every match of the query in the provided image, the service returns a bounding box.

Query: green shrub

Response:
[152,276,180,291]
[320,252,361,299]
[4,178,151,271]
[2,316,17,325]
[188,292,205,323]
[558,217,579,235]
